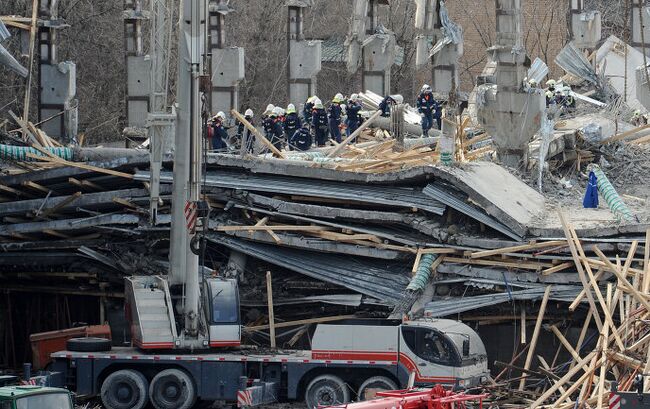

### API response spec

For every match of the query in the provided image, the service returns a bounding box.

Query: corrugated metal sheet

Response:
[422,184,522,241]
[424,285,583,317]
[210,234,410,304]
[138,170,446,215]
[0,21,10,42]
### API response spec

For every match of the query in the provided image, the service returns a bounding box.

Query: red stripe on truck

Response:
[311,350,398,361]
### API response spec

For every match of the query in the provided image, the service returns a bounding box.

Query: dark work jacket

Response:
[312,109,329,130]
[328,103,342,123]
[345,102,362,125]
[290,128,312,151]
[417,92,436,114]
[284,112,301,135]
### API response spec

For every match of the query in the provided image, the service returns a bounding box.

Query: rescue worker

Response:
[237,108,255,153]
[262,107,277,150]
[632,110,648,126]
[345,94,362,137]
[417,84,436,136]
[433,98,442,131]
[211,111,228,150]
[311,98,329,147]
[378,95,396,117]
[554,89,565,107]
[546,79,556,93]
[289,125,312,151]
[303,96,316,125]
[563,86,576,111]
[328,93,344,143]
[270,106,286,150]
[528,79,538,89]
[284,104,302,141]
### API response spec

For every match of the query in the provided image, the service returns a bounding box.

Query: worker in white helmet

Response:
[209,111,228,151]
[417,84,436,136]
[345,94,362,138]
[545,90,555,107]
[328,94,344,143]
[546,79,556,93]
[236,108,255,153]
[303,96,318,124]
[284,103,302,140]
[311,98,329,147]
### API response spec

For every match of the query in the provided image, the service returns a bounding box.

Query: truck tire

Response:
[100,369,149,409]
[149,368,197,409]
[357,376,398,401]
[66,337,111,352]
[305,374,350,408]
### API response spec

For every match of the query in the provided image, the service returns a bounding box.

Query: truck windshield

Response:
[210,282,239,324]
[16,393,71,409]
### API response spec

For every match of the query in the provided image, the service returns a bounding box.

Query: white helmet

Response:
[272,106,283,116]
[421,84,431,92]
[546,79,556,87]
[264,104,275,115]
[244,108,254,117]
[287,103,296,112]
[314,98,324,109]
[350,93,359,101]
[216,111,226,120]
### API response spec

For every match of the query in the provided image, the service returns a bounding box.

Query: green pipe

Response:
[0,144,73,162]
[406,254,439,292]
[591,165,633,222]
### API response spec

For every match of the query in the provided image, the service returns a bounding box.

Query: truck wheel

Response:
[100,369,149,409]
[305,374,350,408]
[357,376,398,401]
[67,337,111,352]
[149,368,197,409]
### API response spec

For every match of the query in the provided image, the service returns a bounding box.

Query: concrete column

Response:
[631,0,650,57]
[569,0,601,51]
[209,1,245,115]
[123,0,150,129]
[476,0,544,167]
[38,0,78,143]
[287,2,321,105]
[361,0,395,95]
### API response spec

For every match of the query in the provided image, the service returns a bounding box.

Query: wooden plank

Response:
[112,198,138,209]
[558,210,605,332]
[600,124,650,144]
[21,0,39,133]
[0,184,36,199]
[568,269,605,311]
[641,229,650,294]
[327,110,383,158]
[21,181,53,195]
[594,245,650,313]
[412,249,423,275]
[38,192,82,218]
[597,284,613,409]
[470,240,566,259]
[542,261,573,275]
[9,110,40,146]
[443,256,551,270]
[26,153,134,179]
[42,229,71,239]
[244,314,356,331]
[518,285,551,390]
[231,110,286,159]
[217,225,326,232]
[529,351,597,408]
[266,271,276,349]
[520,309,526,344]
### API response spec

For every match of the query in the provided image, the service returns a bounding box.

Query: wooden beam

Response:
[266,271,276,349]
[529,351,597,408]
[244,314,356,331]
[327,110,383,158]
[470,240,566,259]
[558,210,605,331]
[21,0,39,133]
[38,192,81,218]
[216,225,326,232]
[542,261,573,275]
[21,180,54,195]
[26,153,134,179]
[518,285,551,390]
[600,124,650,144]
[594,245,650,313]
[231,110,286,158]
